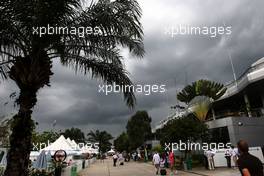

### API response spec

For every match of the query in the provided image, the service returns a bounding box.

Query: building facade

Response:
[207,57,264,147]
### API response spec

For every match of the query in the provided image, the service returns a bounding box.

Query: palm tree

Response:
[0,0,144,175]
[188,96,213,121]
[177,79,227,104]
[87,130,113,153]
[177,79,227,120]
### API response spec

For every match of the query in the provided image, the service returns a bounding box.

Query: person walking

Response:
[169,151,175,175]
[231,146,239,168]
[206,149,215,170]
[237,140,263,176]
[118,153,124,166]
[225,148,232,168]
[113,153,118,167]
[152,152,161,175]
[160,153,167,176]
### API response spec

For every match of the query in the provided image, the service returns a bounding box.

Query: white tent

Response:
[66,138,72,145]
[71,140,78,148]
[107,149,115,154]
[41,135,78,155]
[66,138,76,149]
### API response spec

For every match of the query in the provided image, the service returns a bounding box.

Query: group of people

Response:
[224,146,239,168]
[204,147,238,170]
[152,151,176,176]
[205,140,263,176]
[111,140,263,176]
[112,152,125,167]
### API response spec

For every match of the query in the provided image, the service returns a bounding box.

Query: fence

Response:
[61,157,96,176]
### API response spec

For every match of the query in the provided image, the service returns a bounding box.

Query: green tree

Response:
[114,132,129,152]
[0,0,144,175]
[126,111,152,150]
[87,130,113,153]
[156,114,209,148]
[63,128,85,143]
[177,79,227,104]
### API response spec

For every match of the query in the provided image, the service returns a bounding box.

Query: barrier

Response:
[61,158,96,176]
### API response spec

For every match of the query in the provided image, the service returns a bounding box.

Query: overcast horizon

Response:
[1,0,264,137]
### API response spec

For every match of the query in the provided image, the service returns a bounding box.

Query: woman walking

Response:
[169,151,175,175]
[160,153,167,176]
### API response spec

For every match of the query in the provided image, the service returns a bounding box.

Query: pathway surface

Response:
[78,159,240,176]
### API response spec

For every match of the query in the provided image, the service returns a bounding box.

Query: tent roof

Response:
[41,135,74,151]
[71,140,78,147]
[107,149,115,153]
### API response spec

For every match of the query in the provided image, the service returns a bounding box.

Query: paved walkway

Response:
[78,159,240,176]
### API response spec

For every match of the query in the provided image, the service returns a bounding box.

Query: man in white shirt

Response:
[206,150,215,170]
[113,153,118,167]
[152,152,160,175]
[231,146,239,167]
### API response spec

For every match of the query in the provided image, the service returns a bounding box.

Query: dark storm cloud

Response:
[1,0,264,136]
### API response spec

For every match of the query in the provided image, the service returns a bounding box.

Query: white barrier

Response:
[61,158,96,176]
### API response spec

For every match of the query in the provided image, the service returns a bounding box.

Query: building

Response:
[154,57,264,147]
[153,109,187,132]
[207,57,264,147]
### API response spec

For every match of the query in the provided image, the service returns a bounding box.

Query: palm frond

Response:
[177,79,227,104]
[63,0,144,57]
[1,0,144,108]
[0,59,11,80]
[61,54,136,107]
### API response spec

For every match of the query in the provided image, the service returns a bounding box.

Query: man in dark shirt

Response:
[237,140,264,176]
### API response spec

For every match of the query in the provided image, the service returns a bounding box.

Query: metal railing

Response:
[224,61,264,89]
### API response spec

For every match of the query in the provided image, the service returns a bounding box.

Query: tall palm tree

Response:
[0,0,144,175]
[177,79,227,104]
[87,130,113,153]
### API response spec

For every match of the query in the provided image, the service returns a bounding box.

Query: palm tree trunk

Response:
[4,89,37,176]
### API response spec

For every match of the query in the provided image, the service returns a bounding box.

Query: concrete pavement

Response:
[78,159,240,176]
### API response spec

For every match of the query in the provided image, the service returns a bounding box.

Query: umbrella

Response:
[33,150,47,169]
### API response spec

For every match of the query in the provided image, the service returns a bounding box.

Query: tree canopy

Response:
[63,127,85,143]
[114,132,129,152]
[126,111,152,150]
[156,114,209,146]
[87,130,113,153]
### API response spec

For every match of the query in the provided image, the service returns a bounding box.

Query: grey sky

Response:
[1,0,264,136]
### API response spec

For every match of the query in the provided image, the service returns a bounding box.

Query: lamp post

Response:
[237,122,243,141]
